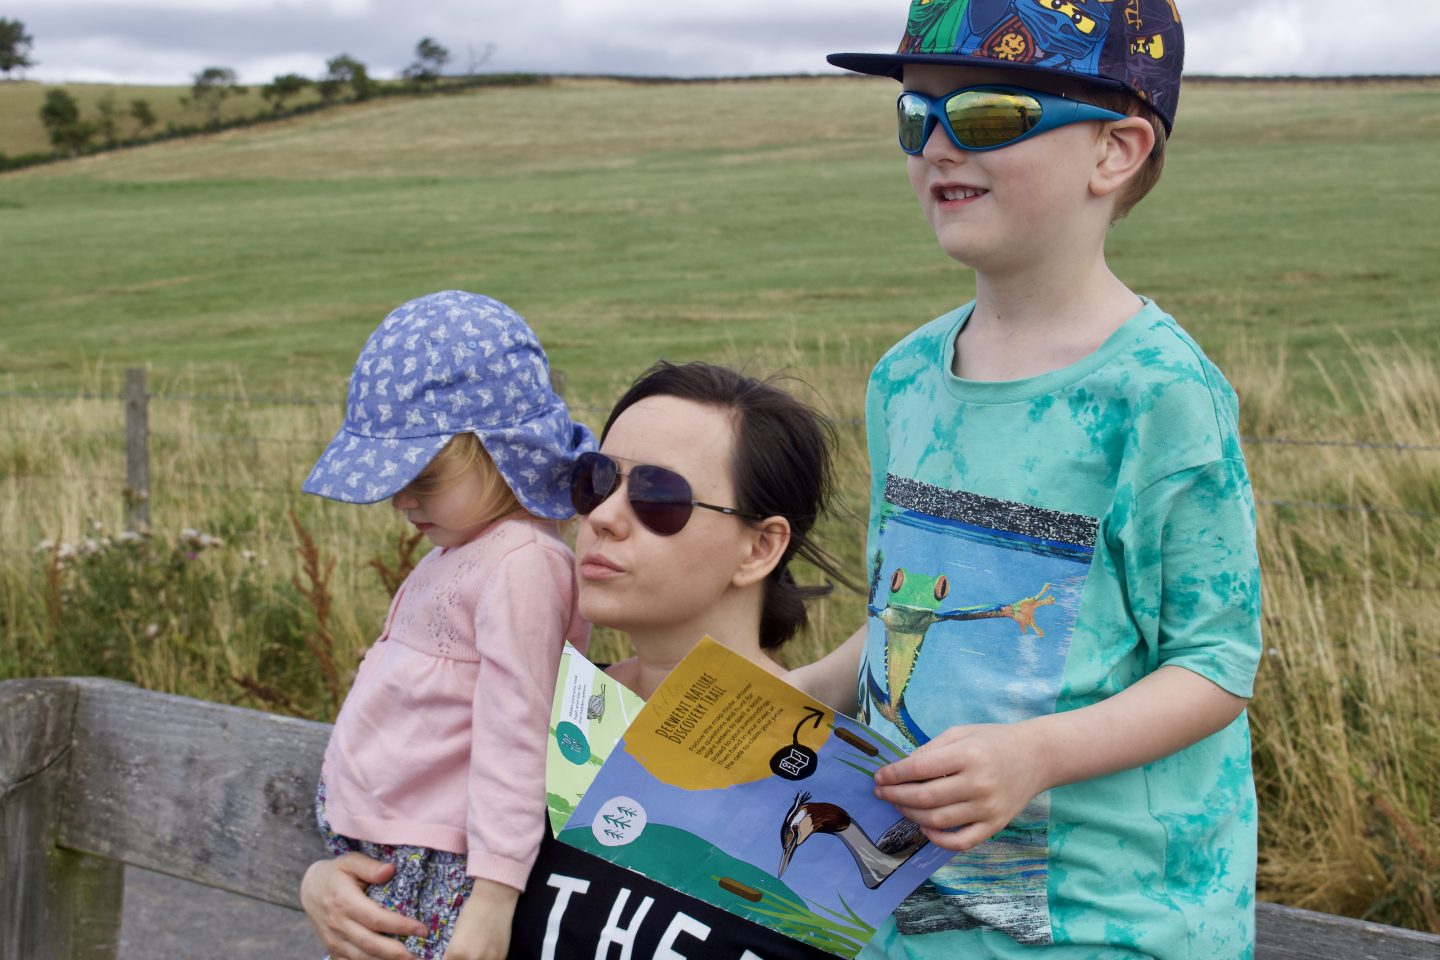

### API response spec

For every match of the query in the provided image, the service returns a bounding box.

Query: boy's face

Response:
[902,64,1113,274]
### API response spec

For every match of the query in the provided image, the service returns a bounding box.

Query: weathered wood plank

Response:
[7,677,1439,958]
[1256,901,1440,959]
[53,677,331,909]
[1,678,125,960]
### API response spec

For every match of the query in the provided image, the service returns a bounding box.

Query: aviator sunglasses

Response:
[570,451,767,536]
[897,85,1126,155]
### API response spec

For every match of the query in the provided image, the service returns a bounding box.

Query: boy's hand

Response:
[442,879,520,960]
[872,667,1250,852]
[872,720,1050,852]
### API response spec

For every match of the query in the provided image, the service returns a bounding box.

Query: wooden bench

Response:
[3,677,1437,960]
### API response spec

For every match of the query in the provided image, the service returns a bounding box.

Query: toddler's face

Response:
[391,463,499,548]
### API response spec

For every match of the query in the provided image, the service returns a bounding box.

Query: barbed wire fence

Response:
[3,368,1438,557]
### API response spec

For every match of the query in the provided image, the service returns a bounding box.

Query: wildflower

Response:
[34,539,55,553]
[241,550,256,562]
[144,623,160,639]
[178,528,224,551]
[117,531,143,546]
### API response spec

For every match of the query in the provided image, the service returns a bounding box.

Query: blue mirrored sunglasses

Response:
[897,85,1127,155]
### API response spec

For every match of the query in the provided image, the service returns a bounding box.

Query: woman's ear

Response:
[1091,116,1155,199]
[732,517,791,588]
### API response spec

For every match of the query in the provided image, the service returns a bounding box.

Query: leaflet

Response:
[553,637,951,958]
[545,642,647,835]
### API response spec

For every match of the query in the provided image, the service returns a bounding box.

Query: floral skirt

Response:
[315,779,473,960]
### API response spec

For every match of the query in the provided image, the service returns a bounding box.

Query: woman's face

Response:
[575,395,760,641]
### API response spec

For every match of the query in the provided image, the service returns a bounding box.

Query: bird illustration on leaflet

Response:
[778,792,930,890]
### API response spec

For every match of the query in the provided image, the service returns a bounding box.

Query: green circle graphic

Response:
[555,721,591,765]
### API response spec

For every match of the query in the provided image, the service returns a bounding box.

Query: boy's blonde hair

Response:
[405,433,523,524]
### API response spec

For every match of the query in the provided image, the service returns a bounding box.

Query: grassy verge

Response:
[2,344,1436,931]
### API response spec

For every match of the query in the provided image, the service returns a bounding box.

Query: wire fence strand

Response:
[7,387,1440,452]
[6,389,1438,519]
[8,422,1440,454]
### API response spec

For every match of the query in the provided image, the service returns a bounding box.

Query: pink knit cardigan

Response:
[321,515,588,889]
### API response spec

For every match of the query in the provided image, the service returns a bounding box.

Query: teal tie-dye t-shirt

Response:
[857,300,1261,960]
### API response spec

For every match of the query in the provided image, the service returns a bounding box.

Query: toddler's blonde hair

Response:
[405,433,524,525]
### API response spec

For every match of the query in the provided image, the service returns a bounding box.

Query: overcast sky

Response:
[9,0,1439,86]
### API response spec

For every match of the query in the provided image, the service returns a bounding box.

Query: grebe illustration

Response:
[777,792,929,889]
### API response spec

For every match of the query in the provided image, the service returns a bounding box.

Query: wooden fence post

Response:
[124,368,150,533]
[0,679,125,960]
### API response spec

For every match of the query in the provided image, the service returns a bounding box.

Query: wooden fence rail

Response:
[2,677,1437,960]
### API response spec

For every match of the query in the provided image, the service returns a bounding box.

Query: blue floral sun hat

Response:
[302,291,596,519]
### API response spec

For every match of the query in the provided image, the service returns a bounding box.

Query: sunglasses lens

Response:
[946,90,1041,149]
[628,465,695,537]
[897,93,929,153]
[571,452,616,515]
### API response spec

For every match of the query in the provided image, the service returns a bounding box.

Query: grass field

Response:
[3,77,1437,401]
[1,76,1437,932]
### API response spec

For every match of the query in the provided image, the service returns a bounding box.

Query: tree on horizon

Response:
[319,54,372,103]
[263,72,311,112]
[39,88,92,154]
[0,17,36,79]
[403,37,450,85]
[187,66,247,125]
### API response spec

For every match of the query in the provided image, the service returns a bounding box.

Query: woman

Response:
[302,361,852,960]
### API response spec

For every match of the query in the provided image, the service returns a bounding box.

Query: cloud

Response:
[1184,0,1437,75]
[7,0,1439,85]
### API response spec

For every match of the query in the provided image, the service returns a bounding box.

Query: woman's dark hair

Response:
[603,361,857,650]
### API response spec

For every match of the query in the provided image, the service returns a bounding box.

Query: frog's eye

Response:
[933,576,950,601]
[889,569,905,593]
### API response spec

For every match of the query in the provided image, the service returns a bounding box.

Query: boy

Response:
[797,1,1263,957]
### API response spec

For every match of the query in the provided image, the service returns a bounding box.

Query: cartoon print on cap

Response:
[951,0,1112,75]
[1122,0,1183,118]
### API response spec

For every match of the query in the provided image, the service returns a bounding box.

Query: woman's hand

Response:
[441,879,520,960]
[300,855,429,960]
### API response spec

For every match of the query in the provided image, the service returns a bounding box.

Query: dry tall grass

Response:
[1226,345,1440,931]
[1,343,1436,931]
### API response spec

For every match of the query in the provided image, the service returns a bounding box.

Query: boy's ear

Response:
[1091,117,1155,199]
[732,517,791,588]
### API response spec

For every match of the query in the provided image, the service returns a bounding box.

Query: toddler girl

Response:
[302,290,594,959]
